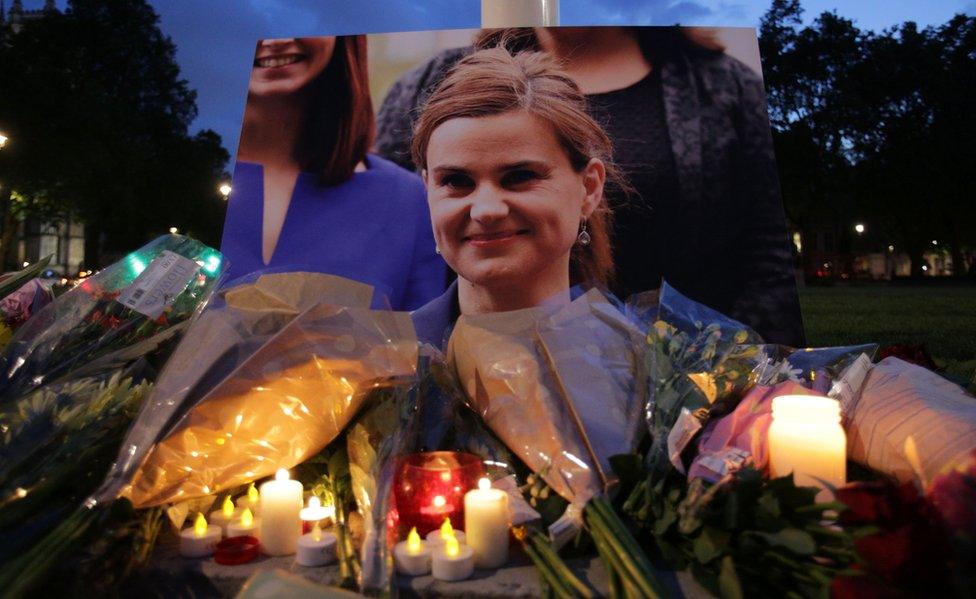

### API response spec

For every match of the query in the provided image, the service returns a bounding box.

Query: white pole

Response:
[481,0,559,28]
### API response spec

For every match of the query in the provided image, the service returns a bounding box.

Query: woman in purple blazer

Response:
[220,36,445,310]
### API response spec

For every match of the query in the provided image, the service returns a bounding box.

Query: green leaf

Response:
[693,526,730,564]
[718,556,743,599]
[754,491,783,530]
[750,528,816,556]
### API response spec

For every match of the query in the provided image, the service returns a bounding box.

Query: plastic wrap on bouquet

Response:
[0,235,226,401]
[93,272,373,505]
[848,357,976,486]
[125,294,418,507]
[641,282,767,475]
[535,288,648,478]
[447,289,645,510]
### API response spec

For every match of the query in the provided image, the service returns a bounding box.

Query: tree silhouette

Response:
[0,0,228,268]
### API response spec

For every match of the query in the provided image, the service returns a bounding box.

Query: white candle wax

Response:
[296,527,337,567]
[394,528,432,576]
[226,508,260,539]
[464,478,510,568]
[769,395,846,499]
[209,496,242,537]
[300,495,334,530]
[236,483,261,516]
[179,513,222,558]
[259,468,303,555]
[431,538,475,581]
[481,0,558,27]
[425,526,466,550]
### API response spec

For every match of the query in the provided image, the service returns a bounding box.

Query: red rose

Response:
[836,482,897,526]
[830,570,898,599]
[928,464,976,535]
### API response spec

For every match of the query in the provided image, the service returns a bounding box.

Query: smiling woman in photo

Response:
[220,36,445,310]
[410,46,628,345]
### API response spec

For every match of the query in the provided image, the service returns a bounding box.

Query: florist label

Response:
[119,250,199,319]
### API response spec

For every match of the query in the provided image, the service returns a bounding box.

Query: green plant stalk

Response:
[588,497,668,597]
[527,531,596,598]
[590,521,639,599]
[522,541,578,599]
[0,505,97,597]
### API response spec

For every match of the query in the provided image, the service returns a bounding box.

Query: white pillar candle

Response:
[259,468,303,555]
[464,478,510,568]
[226,507,260,538]
[296,523,337,567]
[179,513,222,558]
[209,495,242,537]
[395,527,432,576]
[431,534,475,581]
[425,517,466,550]
[236,483,261,516]
[481,0,558,27]
[769,395,846,499]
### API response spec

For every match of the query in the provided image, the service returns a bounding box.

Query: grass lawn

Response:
[799,285,976,385]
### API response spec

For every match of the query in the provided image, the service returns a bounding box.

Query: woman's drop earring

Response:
[577,221,591,246]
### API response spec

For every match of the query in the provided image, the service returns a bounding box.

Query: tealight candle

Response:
[431,532,474,581]
[226,507,260,539]
[769,395,846,499]
[259,468,303,555]
[394,527,432,576]
[296,522,337,567]
[179,513,222,558]
[236,483,261,516]
[209,495,241,537]
[425,517,466,550]
[300,496,334,533]
[464,477,510,568]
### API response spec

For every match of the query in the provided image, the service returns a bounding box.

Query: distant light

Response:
[22,261,29,268]
[932,240,938,245]
[169,227,179,234]
[888,245,894,252]
[854,223,865,234]
[219,183,232,198]
[922,265,929,271]
[0,133,8,148]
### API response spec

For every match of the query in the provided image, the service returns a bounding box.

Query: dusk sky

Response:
[17,1,976,158]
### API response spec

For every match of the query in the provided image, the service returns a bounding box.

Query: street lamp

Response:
[219,183,232,199]
[0,133,8,149]
[854,223,865,234]
[169,227,179,234]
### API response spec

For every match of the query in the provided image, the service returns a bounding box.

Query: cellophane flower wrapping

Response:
[124,275,418,508]
[348,347,519,594]
[0,235,226,402]
[848,356,976,486]
[448,288,646,544]
[95,272,374,505]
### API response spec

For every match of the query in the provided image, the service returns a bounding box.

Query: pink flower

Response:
[0,280,52,327]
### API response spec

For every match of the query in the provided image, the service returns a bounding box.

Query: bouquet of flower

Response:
[0,236,225,598]
[123,276,418,508]
[0,235,224,401]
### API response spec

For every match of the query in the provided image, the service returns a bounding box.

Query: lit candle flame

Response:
[241,508,254,527]
[222,495,235,517]
[440,517,454,540]
[275,468,289,481]
[308,496,321,509]
[194,513,208,537]
[432,495,446,508]
[247,483,259,503]
[445,533,460,557]
[407,527,422,554]
[478,477,491,491]
[312,521,322,542]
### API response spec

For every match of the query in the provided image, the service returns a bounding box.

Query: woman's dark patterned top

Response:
[376,43,805,347]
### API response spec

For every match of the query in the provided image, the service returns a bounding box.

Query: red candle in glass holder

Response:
[394,451,484,537]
